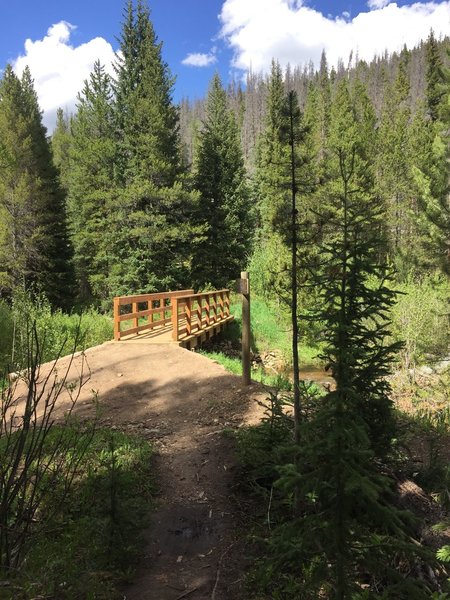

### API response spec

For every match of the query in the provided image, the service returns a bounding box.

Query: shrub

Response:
[0,290,113,372]
[391,274,449,369]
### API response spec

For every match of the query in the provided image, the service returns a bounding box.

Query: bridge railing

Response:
[113,289,194,341]
[171,289,231,341]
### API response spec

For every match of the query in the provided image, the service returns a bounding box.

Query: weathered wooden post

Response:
[240,271,251,386]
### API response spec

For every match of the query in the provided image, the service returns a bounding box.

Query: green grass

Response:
[0,294,113,373]
[0,425,153,600]
[230,294,292,357]
[209,294,323,370]
[198,294,323,389]
[200,350,292,390]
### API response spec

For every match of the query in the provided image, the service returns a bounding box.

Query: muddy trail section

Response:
[26,341,267,600]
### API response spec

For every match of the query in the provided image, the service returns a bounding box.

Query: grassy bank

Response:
[0,425,153,600]
[0,293,113,373]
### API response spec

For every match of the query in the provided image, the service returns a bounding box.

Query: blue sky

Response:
[1,0,449,130]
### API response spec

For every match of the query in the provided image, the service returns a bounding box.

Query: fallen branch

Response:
[211,542,236,600]
[175,587,199,600]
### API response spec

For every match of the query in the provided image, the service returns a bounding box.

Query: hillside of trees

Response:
[0,5,448,306]
[0,0,449,597]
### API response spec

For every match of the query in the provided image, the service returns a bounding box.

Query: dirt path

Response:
[25,340,266,599]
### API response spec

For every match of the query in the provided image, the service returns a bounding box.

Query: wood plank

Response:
[180,316,234,345]
[118,305,172,321]
[174,289,230,301]
[118,289,194,306]
[120,318,172,338]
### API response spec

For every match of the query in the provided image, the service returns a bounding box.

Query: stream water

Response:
[287,364,334,388]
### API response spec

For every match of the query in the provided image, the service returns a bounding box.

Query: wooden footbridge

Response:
[113,289,233,349]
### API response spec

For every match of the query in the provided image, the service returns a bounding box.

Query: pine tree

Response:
[0,66,71,306]
[113,0,180,187]
[271,79,434,600]
[65,60,117,304]
[51,108,72,192]
[251,61,292,296]
[407,44,450,274]
[192,73,253,288]
[108,0,199,294]
[377,55,417,276]
[425,30,445,122]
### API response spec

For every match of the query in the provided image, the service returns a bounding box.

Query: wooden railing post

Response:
[185,297,192,335]
[212,294,217,323]
[205,295,210,326]
[197,296,202,328]
[171,297,179,341]
[113,297,120,341]
[132,302,138,333]
[224,290,230,317]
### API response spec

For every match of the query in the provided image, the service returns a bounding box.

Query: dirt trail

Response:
[24,340,267,600]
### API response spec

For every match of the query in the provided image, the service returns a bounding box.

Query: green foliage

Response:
[0,426,153,599]
[113,0,180,188]
[51,107,72,191]
[65,60,117,305]
[0,66,72,306]
[252,62,315,301]
[238,77,446,599]
[426,31,445,122]
[105,0,200,296]
[0,291,112,373]
[192,73,254,288]
[0,301,13,371]
[235,390,294,497]
[390,274,449,368]
[437,546,450,563]
[221,294,322,367]
[200,350,292,389]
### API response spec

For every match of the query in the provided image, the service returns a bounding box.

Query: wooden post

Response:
[241,271,251,386]
[113,297,120,341]
[132,302,138,333]
[171,297,179,341]
[185,297,192,335]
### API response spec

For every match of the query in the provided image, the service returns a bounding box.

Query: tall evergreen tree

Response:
[377,55,418,276]
[425,30,445,122]
[51,108,72,192]
[0,66,71,306]
[192,73,253,288]
[109,0,199,294]
[113,0,180,187]
[272,79,434,599]
[65,61,117,304]
[408,44,450,274]
[251,61,292,296]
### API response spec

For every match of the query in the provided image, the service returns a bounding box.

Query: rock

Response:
[416,365,434,376]
[434,359,450,374]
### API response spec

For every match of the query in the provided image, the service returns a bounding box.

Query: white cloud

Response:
[13,22,116,132]
[182,51,217,67]
[219,0,450,73]
[367,0,390,8]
